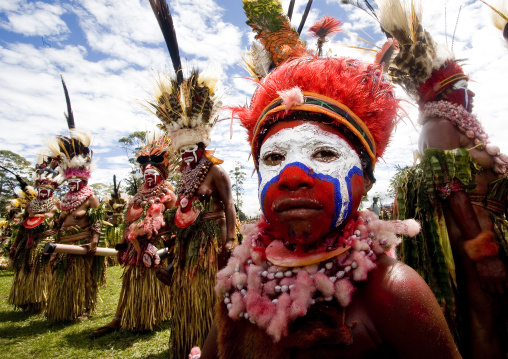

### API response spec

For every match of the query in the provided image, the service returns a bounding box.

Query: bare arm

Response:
[211,165,236,244]
[370,255,462,359]
[421,118,506,292]
[200,323,218,359]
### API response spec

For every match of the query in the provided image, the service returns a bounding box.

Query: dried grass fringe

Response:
[118,262,172,331]
[169,251,218,359]
[46,255,99,322]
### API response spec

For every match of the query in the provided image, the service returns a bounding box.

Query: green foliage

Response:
[0,150,33,214]
[229,161,246,210]
[118,132,147,196]
[90,183,114,202]
[0,266,170,358]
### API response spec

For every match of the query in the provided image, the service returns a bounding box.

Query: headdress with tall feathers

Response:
[33,153,64,190]
[147,0,222,151]
[377,0,466,104]
[232,0,399,173]
[135,131,178,179]
[46,76,94,180]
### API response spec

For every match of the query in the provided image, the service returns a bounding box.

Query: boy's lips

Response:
[273,198,323,213]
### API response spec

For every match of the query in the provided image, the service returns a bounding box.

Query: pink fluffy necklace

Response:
[215,211,420,342]
[60,185,94,213]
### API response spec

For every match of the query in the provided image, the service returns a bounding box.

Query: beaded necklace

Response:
[60,185,94,213]
[177,156,213,207]
[216,211,420,342]
[29,195,57,214]
[132,180,172,207]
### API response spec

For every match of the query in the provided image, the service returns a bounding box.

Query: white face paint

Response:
[68,179,82,192]
[180,144,199,165]
[143,168,159,186]
[37,187,52,199]
[258,123,363,227]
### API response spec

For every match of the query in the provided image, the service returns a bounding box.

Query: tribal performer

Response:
[93,134,177,335]
[45,78,105,322]
[200,1,461,358]
[102,175,128,251]
[377,1,508,357]
[147,1,236,356]
[8,156,63,312]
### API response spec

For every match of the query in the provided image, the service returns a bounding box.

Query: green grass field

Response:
[0,266,171,358]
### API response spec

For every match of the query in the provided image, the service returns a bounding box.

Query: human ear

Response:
[363,176,373,195]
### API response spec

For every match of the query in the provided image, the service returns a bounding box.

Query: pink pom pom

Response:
[231,272,247,288]
[314,272,335,298]
[229,292,245,318]
[217,262,236,280]
[277,86,304,113]
[267,293,291,342]
[351,251,376,281]
[246,292,276,329]
[263,279,277,296]
[215,276,232,295]
[334,279,355,307]
[404,219,421,237]
[247,265,264,292]
[189,346,201,359]
[232,241,252,263]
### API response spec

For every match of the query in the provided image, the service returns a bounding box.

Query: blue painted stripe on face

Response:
[259,162,344,231]
[343,166,363,221]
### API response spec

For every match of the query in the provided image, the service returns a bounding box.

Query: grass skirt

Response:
[169,264,217,359]
[8,237,53,312]
[118,262,171,331]
[46,249,106,322]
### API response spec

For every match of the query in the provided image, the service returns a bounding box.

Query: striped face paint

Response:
[258,121,364,244]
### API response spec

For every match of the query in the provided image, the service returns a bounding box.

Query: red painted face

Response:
[180,144,204,168]
[143,165,163,188]
[258,121,365,245]
[68,179,86,193]
[37,187,53,200]
[444,80,475,112]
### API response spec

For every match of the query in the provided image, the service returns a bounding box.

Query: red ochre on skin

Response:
[260,120,365,245]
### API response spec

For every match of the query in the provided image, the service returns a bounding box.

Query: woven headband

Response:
[440,73,468,90]
[252,91,376,167]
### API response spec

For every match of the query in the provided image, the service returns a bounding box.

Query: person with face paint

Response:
[151,77,237,358]
[377,1,508,357]
[199,2,460,358]
[145,1,238,356]
[7,156,63,312]
[43,128,107,322]
[92,134,177,335]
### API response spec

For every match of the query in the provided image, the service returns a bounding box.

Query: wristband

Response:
[464,231,498,261]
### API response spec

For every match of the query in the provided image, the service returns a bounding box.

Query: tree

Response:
[0,150,33,214]
[118,131,146,196]
[229,161,247,220]
[89,182,114,202]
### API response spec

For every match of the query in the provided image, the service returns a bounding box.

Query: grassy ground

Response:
[0,266,171,358]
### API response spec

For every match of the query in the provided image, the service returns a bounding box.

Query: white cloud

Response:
[0,1,69,38]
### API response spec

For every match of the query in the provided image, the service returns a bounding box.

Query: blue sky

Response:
[1,0,507,216]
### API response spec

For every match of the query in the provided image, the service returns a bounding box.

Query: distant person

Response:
[370,196,381,218]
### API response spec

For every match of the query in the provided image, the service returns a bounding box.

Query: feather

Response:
[60,75,75,129]
[297,0,313,35]
[340,0,378,19]
[277,87,304,113]
[287,0,296,20]
[374,38,396,70]
[149,0,183,85]
[243,0,309,66]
